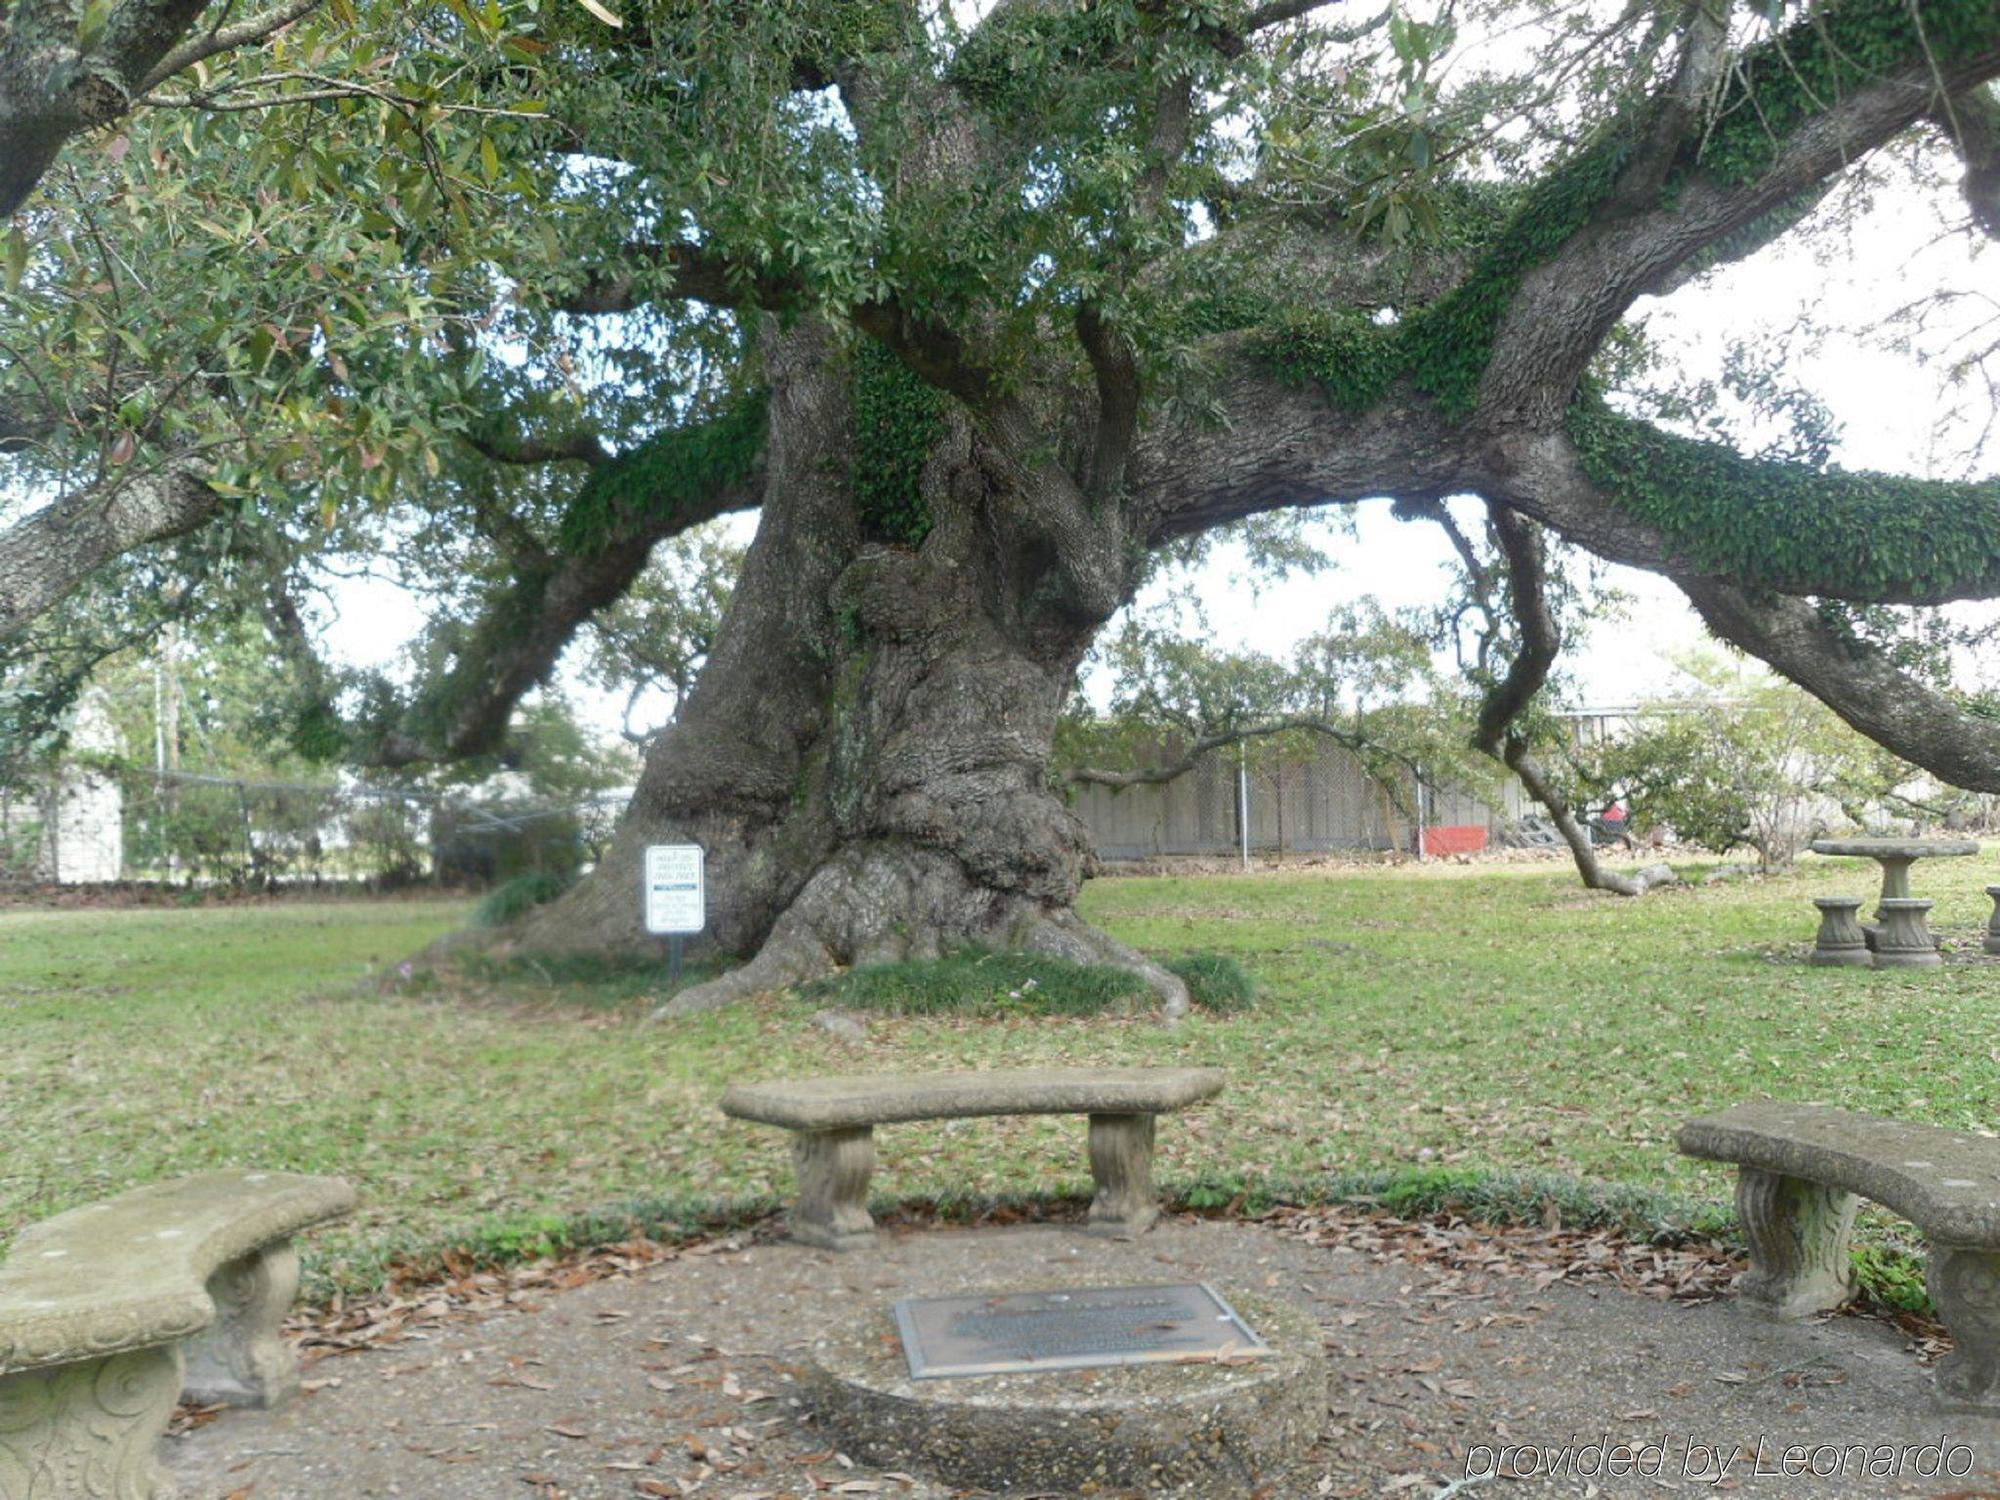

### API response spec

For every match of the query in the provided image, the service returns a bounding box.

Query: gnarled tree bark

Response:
[0,462,218,640]
[509,318,1191,1015]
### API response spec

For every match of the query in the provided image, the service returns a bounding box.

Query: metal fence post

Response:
[1237,742,1250,872]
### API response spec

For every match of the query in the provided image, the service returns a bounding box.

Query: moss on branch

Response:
[557,391,768,557]
[1249,109,1648,416]
[1236,0,2000,597]
[1568,396,2000,601]
[1692,0,1998,186]
[850,341,945,546]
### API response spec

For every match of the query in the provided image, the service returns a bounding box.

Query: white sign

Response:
[644,844,706,935]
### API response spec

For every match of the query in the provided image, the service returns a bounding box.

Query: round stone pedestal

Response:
[1875,898,1942,968]
[804,1289,1324,1496]
[1808,896,1870,967]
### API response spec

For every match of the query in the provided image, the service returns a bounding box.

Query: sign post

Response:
[643,844,706,984]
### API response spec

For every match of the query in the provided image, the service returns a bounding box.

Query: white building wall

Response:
[35,690,125,884]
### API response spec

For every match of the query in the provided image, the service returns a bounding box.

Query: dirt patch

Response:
[168,1213,2000,1499]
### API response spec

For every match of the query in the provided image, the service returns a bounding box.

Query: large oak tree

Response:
[10,0,2000,1016]
[502,0,2000,1016]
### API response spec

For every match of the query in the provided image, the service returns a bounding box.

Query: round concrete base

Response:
[1875,950,1944,968]
[803,1288,1324,1497]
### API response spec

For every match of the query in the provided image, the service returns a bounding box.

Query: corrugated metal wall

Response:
[1072,738,1513,859]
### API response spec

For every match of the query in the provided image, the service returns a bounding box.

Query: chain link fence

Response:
[0,765,628,890]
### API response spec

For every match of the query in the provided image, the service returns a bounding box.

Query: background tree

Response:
[1057,595,1495,830]
[1581,652,1989,870]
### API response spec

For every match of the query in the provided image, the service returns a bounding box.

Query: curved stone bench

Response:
[1679,1102,2000,1412]
[0,1169,355,1497]
[722,1067,1226,1250]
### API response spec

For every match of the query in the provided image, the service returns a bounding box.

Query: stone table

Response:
[1809,837,1980,917]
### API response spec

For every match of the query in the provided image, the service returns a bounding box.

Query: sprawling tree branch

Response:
[1673,575,2000,793]
[360,444,767,767]
[462,425,613,469]
[1134,337,1472,541]
[0,462,220,640]
[1067,714,1416,793]
[555,241,802,316]
[136,0,318,92]
[1481,26,2000,425]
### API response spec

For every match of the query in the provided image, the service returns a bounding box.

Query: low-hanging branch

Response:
[355,407,768,767]
[1444,503,1644,897]
[1067,715,1424,831]
[1673,574,2000,794]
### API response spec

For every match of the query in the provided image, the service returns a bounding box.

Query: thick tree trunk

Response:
[508,323,1187,1017]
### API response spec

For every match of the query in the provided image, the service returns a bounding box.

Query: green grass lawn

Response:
[5,854,1999,1290]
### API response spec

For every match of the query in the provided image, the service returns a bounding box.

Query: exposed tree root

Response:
[654,842,1188,1021]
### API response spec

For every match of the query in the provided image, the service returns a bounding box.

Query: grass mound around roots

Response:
[472,871,576,928]
[795,947,1258,1017]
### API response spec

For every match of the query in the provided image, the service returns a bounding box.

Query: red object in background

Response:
[1424,825,1489,856]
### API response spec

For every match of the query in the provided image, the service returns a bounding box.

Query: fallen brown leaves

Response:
[1269,1201,1954,1353]
[1268,1202,1744,1302]
[290,1235,746,1366]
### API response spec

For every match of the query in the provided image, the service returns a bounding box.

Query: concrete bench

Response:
[1679,1101,2000,1412]
[0,1169,355,1496]
[721,1067,1226,1250]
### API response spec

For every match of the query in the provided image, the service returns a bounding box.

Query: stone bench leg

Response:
[183,1241,302,1409]
[1087,1112,1159,1238]
[1734,1168,1857,1318]
[1931,1246,2000,1412]
[791,1127,876,1251]
[0,1344,184,1499]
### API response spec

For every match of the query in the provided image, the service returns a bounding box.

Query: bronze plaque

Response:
[893,1282,1268,1379]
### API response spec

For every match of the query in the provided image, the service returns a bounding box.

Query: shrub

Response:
[1167,952,1259,1013]
[798,949,1156,1017]
[473,871,575,928]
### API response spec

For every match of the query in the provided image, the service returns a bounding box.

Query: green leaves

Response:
[75,0,115,51]
[3,228,26,292]
[849,343,944,547]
